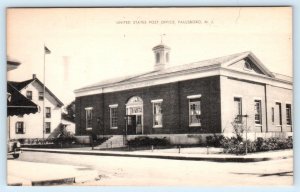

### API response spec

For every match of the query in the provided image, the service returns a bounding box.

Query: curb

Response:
[7,182,23,186]
[8,177,75,186]
[22,148,292,163]
[31,177,75,186]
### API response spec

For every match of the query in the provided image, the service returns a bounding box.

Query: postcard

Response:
[6,7,293,186]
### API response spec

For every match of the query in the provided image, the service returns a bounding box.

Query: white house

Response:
[8,74,64,140]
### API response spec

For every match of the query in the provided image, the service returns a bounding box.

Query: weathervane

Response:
[160,34,166,44]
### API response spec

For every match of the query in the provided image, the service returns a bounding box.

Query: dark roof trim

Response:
[7,83,39,116]
[8,79,35,90]
[8,78,64,107]
[7,60,21,66]
[33,78,64,107]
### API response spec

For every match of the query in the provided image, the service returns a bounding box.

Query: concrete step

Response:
[94,135,126,149]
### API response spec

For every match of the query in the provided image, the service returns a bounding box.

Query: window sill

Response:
[153,125,163,128]
[189,124,201,127]
[110,127,118,129]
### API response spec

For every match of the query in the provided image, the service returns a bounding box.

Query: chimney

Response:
[32,74,36,79]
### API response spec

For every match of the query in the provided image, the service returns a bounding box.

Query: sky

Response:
[6,7,292,105]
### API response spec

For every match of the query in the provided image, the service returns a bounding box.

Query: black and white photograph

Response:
[6,7,293,186]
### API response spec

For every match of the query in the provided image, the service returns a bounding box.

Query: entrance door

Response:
[126,96,143,135]
[136,115,142,134]
[127,115,136,135]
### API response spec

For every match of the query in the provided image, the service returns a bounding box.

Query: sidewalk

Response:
[22,147,293,163]
[7,160,99,186]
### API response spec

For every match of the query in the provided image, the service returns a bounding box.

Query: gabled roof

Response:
[129,51,253,81]
[221,51,275,78]
[8,78,64,107]
[9,79,35,90]
[75,51,292,93]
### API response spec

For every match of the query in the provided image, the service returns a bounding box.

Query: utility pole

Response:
[43,45,51,142]
[241,114,249,155]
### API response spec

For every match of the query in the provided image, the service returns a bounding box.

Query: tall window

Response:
[188,95,201,126]
[275,102,282,125]
[15,122,25,134]
[254,100,262,125]
[85,107,93,129]
[234,97,242,123]
[110,105,118,129]
[46,107,51,118]
[45,122,51,134]
[38,92,44,100]
[166,52,169,63]
[156,53,160,63]
[26,91,32,100]
[152,99,163,128]
[286,104,292,125]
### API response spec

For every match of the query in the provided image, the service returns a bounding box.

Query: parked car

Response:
[7,140,21,159]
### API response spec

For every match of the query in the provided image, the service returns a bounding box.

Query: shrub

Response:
[287,136,293,148]
[255,137,264,151]
[127,136,170,147]
[220,137,241,154]
[17,138,26,144]
[53,135,76,145]
[206,135,225,147]
[221,136,293,155]
[231,117,247,142]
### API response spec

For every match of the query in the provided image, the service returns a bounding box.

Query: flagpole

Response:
[43,43,46,142]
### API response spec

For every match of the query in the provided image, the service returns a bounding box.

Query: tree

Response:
[62,101,75,122]
[231,116,246,142]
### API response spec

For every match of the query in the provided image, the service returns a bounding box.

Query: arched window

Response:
[156,53,160,63]
[166,52,169,63]
[244,61,252,70]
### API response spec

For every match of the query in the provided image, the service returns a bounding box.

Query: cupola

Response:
[152,43,170,71]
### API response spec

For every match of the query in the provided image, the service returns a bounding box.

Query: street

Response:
[8,151,293,186]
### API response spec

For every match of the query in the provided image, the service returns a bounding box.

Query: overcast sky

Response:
[6,7,292,105]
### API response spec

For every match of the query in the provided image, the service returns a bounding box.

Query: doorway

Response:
[126,96,143,135]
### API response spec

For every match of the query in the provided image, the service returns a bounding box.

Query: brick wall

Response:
[75,76,221,135]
